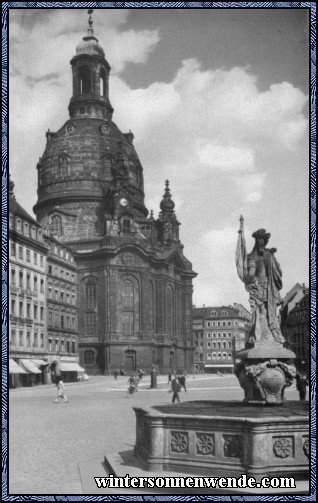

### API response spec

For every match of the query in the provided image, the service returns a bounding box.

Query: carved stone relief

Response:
[272,437,294,458]
[196,433,215,456]
[170,431,189,454]
[223,435,242,458]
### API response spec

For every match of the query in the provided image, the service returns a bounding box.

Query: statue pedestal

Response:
[133,401,309,480]
[234,346,296,405]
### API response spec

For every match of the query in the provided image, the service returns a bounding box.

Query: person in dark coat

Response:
[171,376,181,403]
[296,370,308,401]
[114,369,118,380]
[178,373,187,392]
[167,371,172,384]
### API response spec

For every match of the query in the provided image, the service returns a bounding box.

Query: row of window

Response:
[195,332,244,339]
[11,243,45,267]
[207,353,233,360]
[51,243,74,262]
[10,328,45,348]
[195,340,232,349]
[9,216,43,242]
[11,299,44,321]
[195,352,233,361]
[48,265,76,282]
[48,288,76,305]
[206,320,242,328]
[11,267,45,292]
[48,312,77,330]
[47,338,76,353]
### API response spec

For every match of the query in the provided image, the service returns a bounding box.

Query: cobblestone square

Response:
[8,374,299,495]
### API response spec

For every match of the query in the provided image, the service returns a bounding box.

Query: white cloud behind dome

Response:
[9,8,309,309]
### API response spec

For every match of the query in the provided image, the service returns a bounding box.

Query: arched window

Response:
[84,279,97,336]
[121,278,139,336]
[85,280,97,310]
[166,287,174,337]
[123,280,134,309]
[122,218,130,233]
[59,152,69,177]
[100,68,106,96]
[149,280,154,332]
[84,350,95,365]
[51,215,62,236]
[122,313,134,335]
[79,65,91,94]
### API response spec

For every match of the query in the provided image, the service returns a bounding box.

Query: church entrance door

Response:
[125,350,136,372]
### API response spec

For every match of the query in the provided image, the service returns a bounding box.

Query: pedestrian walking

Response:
[127,375,139,395]
[54,376,68,403]
[171,376,181,403]
[179,373,187,392]
[167,371,172,384]
[296,370,308,401]
[138,369,143,380]
[114,369,118,380]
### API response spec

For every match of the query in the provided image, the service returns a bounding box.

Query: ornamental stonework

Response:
[196,433,215,456]
[223,435,242,458]
[272,437,294,458]
[170,431,189,454]
[303,438,309,458]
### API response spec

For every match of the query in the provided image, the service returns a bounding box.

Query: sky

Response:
[8,7,310,309]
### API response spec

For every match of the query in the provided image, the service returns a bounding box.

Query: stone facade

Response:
[193,305,252,374]
[9,183,48,386]
[45,235,79,381]
[282,293,309,372]
[33,16,196,374]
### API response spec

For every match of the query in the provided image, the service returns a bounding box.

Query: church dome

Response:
[33,10,148,243]
[35,117,147,219]
[76,34,105,57]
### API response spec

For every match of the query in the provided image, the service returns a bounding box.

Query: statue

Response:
[235,216,296,404]
[236,220,285,347]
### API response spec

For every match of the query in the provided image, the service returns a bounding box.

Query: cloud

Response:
[9,10,160,83]
[110,58,307,211]
[8,11,308,309]
[192,226,254,306]
[195,142,256,172]
[105,29,160,73]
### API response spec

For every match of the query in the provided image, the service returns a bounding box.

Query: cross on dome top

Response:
[87,9,94,36]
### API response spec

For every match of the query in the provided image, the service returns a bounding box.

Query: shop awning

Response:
[19,359,42,374]
[9,359,27,374]
[32,359,49,367]
[204,363,234,368]
[59,362,85,372]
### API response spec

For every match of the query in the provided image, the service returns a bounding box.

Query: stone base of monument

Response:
[234,347,296,405]
[133,401,309,480]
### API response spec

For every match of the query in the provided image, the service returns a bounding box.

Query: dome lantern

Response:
[68,9,113,120]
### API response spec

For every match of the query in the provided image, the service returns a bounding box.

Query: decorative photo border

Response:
[2,2,316,501]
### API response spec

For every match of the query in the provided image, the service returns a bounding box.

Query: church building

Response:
[33,11,197,374]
